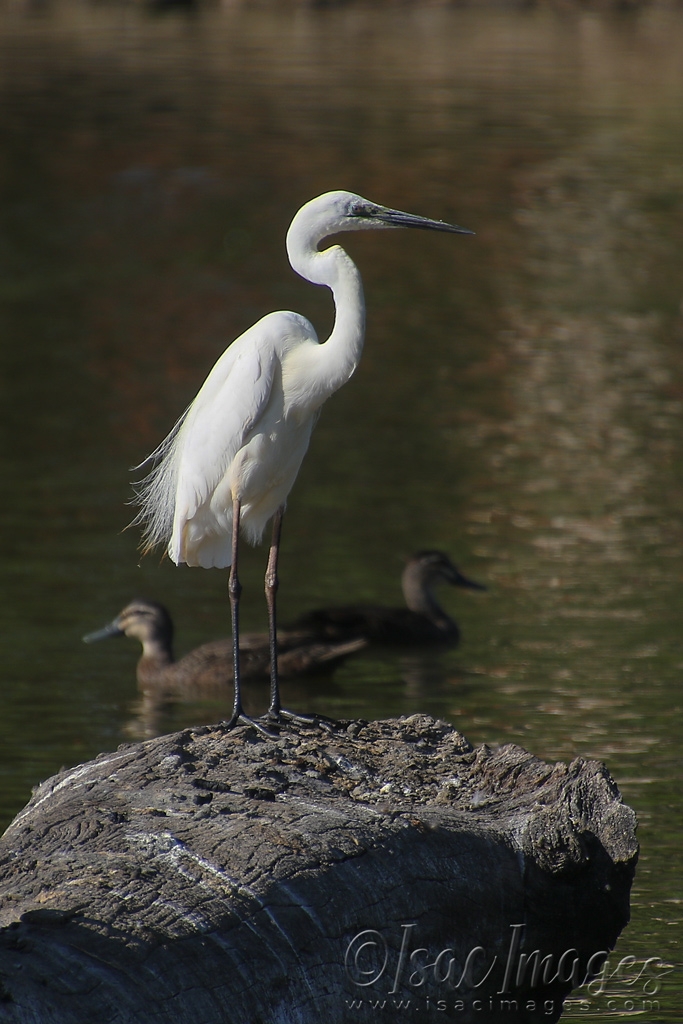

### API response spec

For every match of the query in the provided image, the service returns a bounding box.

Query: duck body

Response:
[292,604,458,646]
[289,551,485,647]
[84,599,364,697]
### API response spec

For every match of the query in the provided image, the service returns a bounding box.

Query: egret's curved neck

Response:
[286,222,366,402]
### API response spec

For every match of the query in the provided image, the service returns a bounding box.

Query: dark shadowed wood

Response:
[0,716,637,1023]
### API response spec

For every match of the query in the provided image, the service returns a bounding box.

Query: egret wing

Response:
[172,321,281,521]
[133,311,313,562]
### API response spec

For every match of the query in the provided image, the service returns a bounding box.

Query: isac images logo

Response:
[343,923,672,1017]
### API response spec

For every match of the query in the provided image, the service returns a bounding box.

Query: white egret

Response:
[132,190,472,730]
[289,550,486,646]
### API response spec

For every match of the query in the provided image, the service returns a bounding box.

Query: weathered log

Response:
[0,715,637,1023]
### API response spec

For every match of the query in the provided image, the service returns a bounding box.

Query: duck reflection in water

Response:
[83,598,365,699]
[289,550,485,646]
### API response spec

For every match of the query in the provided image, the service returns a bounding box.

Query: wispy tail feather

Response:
[128,406,190,555]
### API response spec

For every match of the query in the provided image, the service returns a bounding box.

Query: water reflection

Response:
[1,2,682,1013]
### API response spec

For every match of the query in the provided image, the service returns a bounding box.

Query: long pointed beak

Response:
[372,206,474,236]
[83,620,124,643]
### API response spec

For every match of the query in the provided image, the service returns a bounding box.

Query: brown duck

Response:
[83,599,365,697]
[288,550,485,646]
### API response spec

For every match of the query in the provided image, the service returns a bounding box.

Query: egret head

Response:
[341,193,474,236]
[287,189,473,261]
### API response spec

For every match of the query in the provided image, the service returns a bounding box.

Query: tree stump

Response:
[0,715,637,1023]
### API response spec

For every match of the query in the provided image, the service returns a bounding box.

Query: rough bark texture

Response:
[0,715,637,1024]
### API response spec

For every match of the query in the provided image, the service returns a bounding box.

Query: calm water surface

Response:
[0,2,681,1017]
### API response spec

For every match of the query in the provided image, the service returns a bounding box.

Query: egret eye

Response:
[349,202,379,220]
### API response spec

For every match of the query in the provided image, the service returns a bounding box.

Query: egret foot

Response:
[226,712,279,739]
[265,708,338,733]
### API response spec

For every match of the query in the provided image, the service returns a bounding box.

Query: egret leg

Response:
[264,506,335,732]
[265,505,284,717]
[227,498,274,737]
[228,497,243,720]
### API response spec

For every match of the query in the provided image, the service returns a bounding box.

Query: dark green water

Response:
[0,3,681,1017]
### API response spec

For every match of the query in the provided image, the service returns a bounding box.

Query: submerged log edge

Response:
[0,715,638,1024]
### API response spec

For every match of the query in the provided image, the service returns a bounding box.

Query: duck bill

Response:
[82,620,124,644]
[452,570,487,591]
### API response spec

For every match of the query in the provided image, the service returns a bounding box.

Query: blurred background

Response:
[0,0,681,1016]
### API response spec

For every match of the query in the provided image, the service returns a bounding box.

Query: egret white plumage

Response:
[133,190,472,730]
